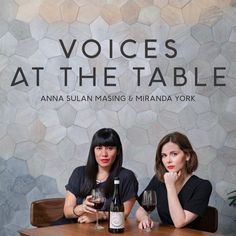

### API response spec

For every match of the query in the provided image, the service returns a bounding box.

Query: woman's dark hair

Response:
[155,132,198,182]
[80,128,123,197]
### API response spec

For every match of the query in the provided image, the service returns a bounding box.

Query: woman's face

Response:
[161,141,190,173]
[94,145,117,169]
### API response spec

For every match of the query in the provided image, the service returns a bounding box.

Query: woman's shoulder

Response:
[71,165,86,175]
[190,175,212,190]
[119,167,137,179]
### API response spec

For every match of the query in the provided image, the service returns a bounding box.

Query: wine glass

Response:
[91,188,106,230]
[141,190,157,232]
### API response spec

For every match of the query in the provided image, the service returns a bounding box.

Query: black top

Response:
[138,175,212,227]
[65,166,138,211]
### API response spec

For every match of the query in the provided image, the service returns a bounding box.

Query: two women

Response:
[62,129,212,229]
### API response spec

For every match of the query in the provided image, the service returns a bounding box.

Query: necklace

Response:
[96,174,108,184]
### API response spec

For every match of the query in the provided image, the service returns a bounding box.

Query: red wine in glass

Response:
[93,201,104,210]
[92,188,106,230]
[141,190,157,231]
[142,204,156,213]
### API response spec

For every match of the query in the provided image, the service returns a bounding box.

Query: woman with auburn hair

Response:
[136,132,212,230]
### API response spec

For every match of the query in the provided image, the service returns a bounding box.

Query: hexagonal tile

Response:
[213,18,232,43]
[225,131,236,149]
[161,5,184,26]
[78,4,100,23]
[159,111,180,130]
[191,24,213,44]
[27,153,45,178]
[45,125,66,144]
[8,124,29,143]
[90,16,109,41]
[15,142,36,161]
[197,146,217,165]
[16,1,40,23]
[57,103,77,128]
[74,108,96,128]
[182,1,201,25]
[138,6,160,25]
[179,106,197,130]
[121,0,140,24]
[6,157,28,178]
[60,0,79,23]
[58,137,75,161]
[30,17,48,40]
[199,6,223,26]
[118,104,137,129]
[9,20,31,40]
[208,124,227,148]
[97,109,120,127]
[39,0,62,23]
[39,38,61,58]
[46,22,68,40]
[0,0,18,21]
[67,125,89,145]
[187,129,210,148]
[127,126,149,145]
[0,33,17,57]
[28,119,46,143]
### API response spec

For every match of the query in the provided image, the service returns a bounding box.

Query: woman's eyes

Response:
[161,152,178,158]
[95,146,115,150]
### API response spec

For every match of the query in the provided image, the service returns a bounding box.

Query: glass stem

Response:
[146,213,151,232]
[96,212,99,227]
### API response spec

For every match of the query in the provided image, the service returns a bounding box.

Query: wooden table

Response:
[19,219,223,236]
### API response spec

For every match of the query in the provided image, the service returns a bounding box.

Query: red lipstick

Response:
[167,165,175,170]
[101,159,110,163]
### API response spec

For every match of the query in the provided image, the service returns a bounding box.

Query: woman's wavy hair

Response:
[80,128,123,197]
[155,132,198,182]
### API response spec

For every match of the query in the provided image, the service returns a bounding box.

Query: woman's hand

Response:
[77,213,96,223]
[164,171,181,187]
[80,195,96,214]
[138,215,154,230]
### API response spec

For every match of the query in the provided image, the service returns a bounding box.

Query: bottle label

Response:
[109,212,124,229]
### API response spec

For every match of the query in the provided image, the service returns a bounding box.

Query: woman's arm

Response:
[63,191,96,218]
[136,206,154,229]
[79,196,136,223]
[123,197,136,218]
[165,172,198,228]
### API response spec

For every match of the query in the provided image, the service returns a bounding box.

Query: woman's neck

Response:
[176,171,192,190]
[96,167,109,183]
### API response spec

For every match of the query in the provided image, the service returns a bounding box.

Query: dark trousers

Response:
[52,216,77,225]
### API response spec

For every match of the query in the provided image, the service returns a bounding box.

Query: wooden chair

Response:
[30,198,65,227]
[190,206,218,233]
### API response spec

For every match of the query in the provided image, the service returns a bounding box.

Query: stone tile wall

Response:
[0,0,236,235]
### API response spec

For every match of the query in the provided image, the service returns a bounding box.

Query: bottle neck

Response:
[113,182,119,198]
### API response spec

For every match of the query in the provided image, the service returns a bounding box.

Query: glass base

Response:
[95,224,104,230]
[144,227,151,232]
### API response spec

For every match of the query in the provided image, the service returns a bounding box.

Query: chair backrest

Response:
[30,198,65,227]
[191,206,218,233]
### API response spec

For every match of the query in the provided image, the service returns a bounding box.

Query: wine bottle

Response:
[108,177,124,233]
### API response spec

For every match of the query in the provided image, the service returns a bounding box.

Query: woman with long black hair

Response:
[57,128,138,224]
